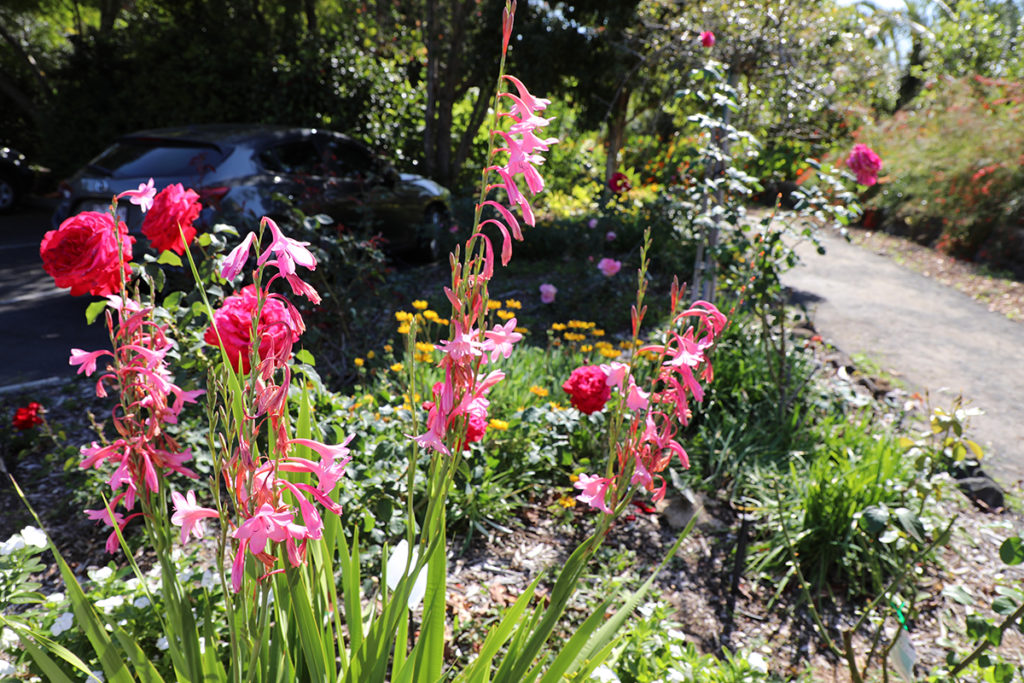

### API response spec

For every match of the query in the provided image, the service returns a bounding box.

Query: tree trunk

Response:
[604,86,631,187]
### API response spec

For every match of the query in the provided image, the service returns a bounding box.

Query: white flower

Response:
[124,578,140,591]
[385,540,427,610]
[0,660,17,676]
[133,597,150,609]
[45,592,65,603]
[0,534,25,556]
[94,596,124,613]
[747,652,768,673]
[86,670,104,682]
[88,566,114,582]
[590,665,620,682]
[19,526,47,548]
[156,636,169,651]
[50,612,74,636]
[1,627,19,648]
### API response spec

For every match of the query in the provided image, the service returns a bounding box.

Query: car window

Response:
[324,140,377,179]
[90,141,225,179]
[259,141,323,175]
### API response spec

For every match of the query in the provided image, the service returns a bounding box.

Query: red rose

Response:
[562,365,611,414]
[141,183,202,254]
[204,285,304,373]
[40,211,134,297]
[608,172,632,194]
[13,402,43,430]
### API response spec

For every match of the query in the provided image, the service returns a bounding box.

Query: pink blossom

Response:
[483,318,523,362]
[606,231,617,241]
[220,232,256,280]
[608,172,631,193]
[625,381,650,411]
[256,216,316,276]
[574,474,613,513]
[846,144,883,186]
[540,283,557,303]
[700,31,716,48]
[588,218,598,229]
[69,348,111,376]
[232,503,309,556]
[597,258,622,277]
[170,490,219,544]
[117,178,156,212]
[601,361,630,392]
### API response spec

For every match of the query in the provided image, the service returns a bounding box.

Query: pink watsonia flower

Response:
[601,361,630,392]
[483,318,523,362]
[69,348,112,376]
[540,283,557,303]
[85,507,141,554]
[117,178,156,212]
[574,473,614,513]
[625,380,650,411]
[233,504,309,557]
[700,31,716,48]
[502,75,551,114]
[846,143,883,186]
[170,490,219,544]
[257,216,316,276]
[220,231,257,280]
[437,321,485,364]
[597,258,622,277]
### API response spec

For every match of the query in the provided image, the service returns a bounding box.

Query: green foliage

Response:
[858,76,1024,274]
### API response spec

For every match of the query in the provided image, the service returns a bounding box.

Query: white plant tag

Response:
[890,629,916,682]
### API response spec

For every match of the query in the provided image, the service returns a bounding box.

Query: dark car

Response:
[0,146,37,214]
[51,124,451,254]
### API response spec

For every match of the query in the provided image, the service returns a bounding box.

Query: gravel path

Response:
[781,226,1024,488]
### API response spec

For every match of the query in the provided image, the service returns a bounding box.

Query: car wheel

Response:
[0,174,20,214]
[423,205,450,261]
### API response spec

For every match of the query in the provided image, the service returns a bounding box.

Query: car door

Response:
[256,137,329,218]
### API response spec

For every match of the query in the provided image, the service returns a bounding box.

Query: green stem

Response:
[949,598,1024,676]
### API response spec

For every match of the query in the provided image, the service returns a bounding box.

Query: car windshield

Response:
[88,140,226,179]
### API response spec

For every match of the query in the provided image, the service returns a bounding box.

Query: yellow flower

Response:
[438,318,450,326]
[581,344,593,353]
[391,362,404,372]
[415,342,436,353]
[487,300,502,310]
[557,495,577,509]
[423,310,439,321]
[415,352,432,363]
[529,385,549,397]
[592,329,605,337]
[504,299,522,309]
[497,310,515,320]
[599,347,620,359]
[384,344,393,353]
[488,419,509,431]
[412,300,428,310]
[551,323,567,331]
[549,401,562,410]
[564,332,586,342]
[398,323,411,335]
[354,357,365,367]
[515,326,529,335]
[367,350,376,359]
[569,474,579,483]
[395,311,413,322]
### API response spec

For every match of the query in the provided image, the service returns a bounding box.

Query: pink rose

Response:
[540,283,557,304]
[562,365,611,414]
[40,211,134,297]
[204,285,304,373]
[141,183,202,254]
[700,31,715,48]
[597,258,621,277]
[846,144,882,186]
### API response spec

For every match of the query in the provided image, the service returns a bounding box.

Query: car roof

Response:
[117,124,359,151]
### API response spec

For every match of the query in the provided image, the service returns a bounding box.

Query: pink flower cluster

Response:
[412,24,554,456]
[73,300,205,552]
[572,298,727,513]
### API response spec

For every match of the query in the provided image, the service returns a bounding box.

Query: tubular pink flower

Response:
[484,318,522,362]
[170,490,219,544]
[257,216,316,275]
[601,361,630,392]
[220,232,257,280]
[625,380,650,411]
[502,75,551,114]
[69,348,112,376]
[117,178,156,212]
[574,473,614,513]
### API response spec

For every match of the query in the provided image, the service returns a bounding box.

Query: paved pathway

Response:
[780,227,1024,488]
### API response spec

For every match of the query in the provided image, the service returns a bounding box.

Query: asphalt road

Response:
[781,224,1024,488]
[0,200,110,391]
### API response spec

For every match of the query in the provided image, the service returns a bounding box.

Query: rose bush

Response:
[40,211,134,296]
[141,183,202,254]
